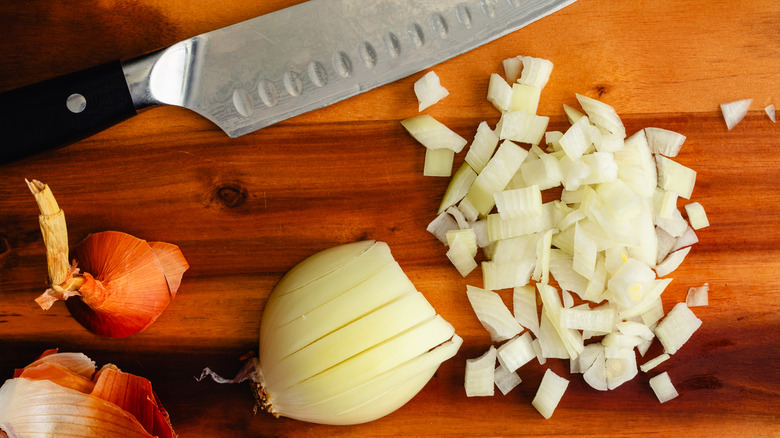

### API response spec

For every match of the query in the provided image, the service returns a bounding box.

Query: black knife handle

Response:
[0,60,137,163]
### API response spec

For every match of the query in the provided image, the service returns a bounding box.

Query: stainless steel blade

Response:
[123,0,576,138]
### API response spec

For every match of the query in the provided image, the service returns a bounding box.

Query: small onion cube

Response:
[496,332,536,373]
[481,259,534,290]
[466,140,529,216]
[656,155,697,199]
[532,369,569,419]
[498,111,549,145]
[684,202,709,230]
[446,232,478,277]
[414,71,449,111]
[563,104,586,125]
[465,121,500,173]
[645,127,686,158]
[641,296,665,327]
[464,346,497,397]
[427,211,459,245]
[494,364,523,395]
[576,93,626,138]
[518,56,554,89]
[423,147,454,177]
[560,306,616,333]
[401,114,468,152]
[494,185,543,220]
[605,348,638,389]
[686,283,709,307]
[670,225,699,252]
[649,372,679,403]
[559,116,592,160]
[513,285,540,337]
[502,57,523,83]
[466,285,523,342]
[446,228,477,256]
[487,73,513,113]
[510,83,542,114]
[654,302,702,354]
[766,104,776,123]
[720,98,752,130]
[614,129,657,198]
[438,163,478,214]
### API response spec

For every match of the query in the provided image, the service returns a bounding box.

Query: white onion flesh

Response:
[496,332,536,373]
[464,346,497,397]
[686,283,709,307]
[766,104,776,123]
[257,240,460,425]
[639,353,670,373]
[423,147,455,177]
[409,55,711,413]
[532,369,569,419]
[720,98,752,130]
[648,372,679,403]
[414,71,449,112]
[401,115,467,152]
[654,302,702,354]
[494,364,522,395]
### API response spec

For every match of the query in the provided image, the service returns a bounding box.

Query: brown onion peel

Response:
[26,179,189,338]
[0,349,176,438]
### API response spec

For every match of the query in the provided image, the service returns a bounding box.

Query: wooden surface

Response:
[1,0,779,436]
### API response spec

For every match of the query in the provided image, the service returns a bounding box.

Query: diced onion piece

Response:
[657,190,679,219]
[548,249,588,298]
[605,347,638,389]
[607,258,656,309]
[641,296,665,327]
[616,321,655,341]
[654,302,702,354]
[656,207,688,238]
[583,255,608,302]
[563,104,586,125]
[465,122,500,173]
[582,347,608,391]
[414,71,449,112]
[401,115,467,152]
[513,285,540,337]
[502,57,523,83]
[614,129,657,198]
[438,163,477,214]
[592,131,624,153]
[720,98,752,130]
[531,338,547,365]
[648,372,679,403]
[481,259,534,290]
[446,228,477,256]
[558,116,592,160]
[465,140,529,216]
[572,223,598,279]
[520,152,563,190]
[498,111,549,145]
[446,232,478,277]
[670,225,699,252]
[576,94,626,138]
[656,156,696,199]
[766,104,776,123]
[423,147,454,177]
[532,369,569,419]
[686,283,709,307]
[464,346,497,397]
[645,127,686,158]
[518,56,554,89]
[487,73,513,113]
[619,278,673,320]
[639,353,670,373]
[538,311,570,359]
[494,185,543,220]
[466,286,523,342]
[427,211,459,245]
[494,364,522,395]
[560,306,616,333]
[532,228,554,284]
[684,202,709,230]
[537,284,584,359]
[496,332,536,373]
[510,83,542,114]
[655,246,691,277]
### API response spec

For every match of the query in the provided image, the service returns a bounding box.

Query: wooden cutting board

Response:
[0,0,778,436]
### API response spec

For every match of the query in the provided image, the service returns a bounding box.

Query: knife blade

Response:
[0,0,576,163]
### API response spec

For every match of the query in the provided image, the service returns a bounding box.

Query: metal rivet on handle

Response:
[66,93,87,114]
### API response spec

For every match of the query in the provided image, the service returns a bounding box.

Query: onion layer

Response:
[255,240,460,425]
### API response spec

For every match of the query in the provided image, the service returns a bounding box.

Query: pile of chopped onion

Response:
[403,55,712,418]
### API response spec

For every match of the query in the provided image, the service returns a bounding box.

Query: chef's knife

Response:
[0,0,575,163]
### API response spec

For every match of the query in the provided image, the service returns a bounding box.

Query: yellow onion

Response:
[27,180,188,338]
[0,349,176,438]
[251,240,461,425]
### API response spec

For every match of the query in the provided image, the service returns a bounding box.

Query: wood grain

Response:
[0,0,778,436]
